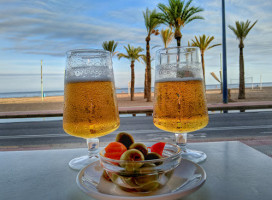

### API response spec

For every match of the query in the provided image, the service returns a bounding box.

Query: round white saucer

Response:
[76,159,206,200]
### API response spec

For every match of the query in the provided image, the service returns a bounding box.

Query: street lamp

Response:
[41,60,44,101]
[222,0,228,104]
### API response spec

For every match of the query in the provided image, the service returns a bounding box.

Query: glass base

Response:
[69,155,99,171]
[181,148,207,163]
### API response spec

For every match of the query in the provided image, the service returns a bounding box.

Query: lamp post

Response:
[41,60,44,101]
[222,0,228,104]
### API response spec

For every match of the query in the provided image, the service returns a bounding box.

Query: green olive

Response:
[115,132,134,149]
[121,177,139,188]
[137,165,156,174]
[134,174,159,186]
[106,171,119,182]
[145,152,162,160]
[129,143,148,156]
[145,152,162,165]
[141,163,156,168]
[139,181,160,192]
[120,149,144,171]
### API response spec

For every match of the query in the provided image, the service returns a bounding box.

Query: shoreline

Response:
[0,87,271,112]
[0,85,268,99]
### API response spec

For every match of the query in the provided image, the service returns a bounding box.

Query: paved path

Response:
[0,101,272,118]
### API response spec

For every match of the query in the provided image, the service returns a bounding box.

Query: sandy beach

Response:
[0,87,272,112]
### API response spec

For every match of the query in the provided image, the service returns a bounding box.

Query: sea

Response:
[0,82,271,98]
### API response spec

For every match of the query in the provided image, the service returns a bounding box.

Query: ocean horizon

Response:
[0,82,271,98]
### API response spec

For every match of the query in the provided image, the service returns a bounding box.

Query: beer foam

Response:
[65,76,112,83]
[155,77,202,83]
[65,66,113,83]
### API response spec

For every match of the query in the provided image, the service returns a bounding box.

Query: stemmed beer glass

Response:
[153,47,209,163]
[63,49,120,170]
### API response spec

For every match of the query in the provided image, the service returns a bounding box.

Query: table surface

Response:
[1,141,272,200]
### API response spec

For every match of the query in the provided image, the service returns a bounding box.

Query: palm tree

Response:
[141,55,148,99]
[191,35,221,85]
[160,28,174,65]
[228,20,257,99]
[157,0,204,46]
[161,28,174,48]
[117,45,144,101]
[141,55,155,99]
[102,40,118,57]
[143,8,162,102]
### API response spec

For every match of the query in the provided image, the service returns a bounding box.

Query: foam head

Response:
[65,65,113,83]
[155,47,203,82]
[65,49,114,83]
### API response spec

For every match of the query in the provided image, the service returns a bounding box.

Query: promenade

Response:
[0,100,272,118]
[0,87,272,114]
[0,87,271,156]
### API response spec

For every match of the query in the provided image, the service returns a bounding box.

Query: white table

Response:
[1,141,272,200]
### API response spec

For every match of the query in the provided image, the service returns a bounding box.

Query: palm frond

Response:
[207,43,221,50]
[117,53,129,60]
[157,0,204,30]
[102,40,118,56]
[161,28,174,48]
[228,20,257,43]
[143,8,162,36]
[112,51,119,56]
[140,55,147,65]
[118,45,144,62]
[228,25,239,37]
[191,34,221,52]
[244,20,258,37]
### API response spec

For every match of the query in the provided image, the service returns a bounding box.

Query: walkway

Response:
[0,101,272,118]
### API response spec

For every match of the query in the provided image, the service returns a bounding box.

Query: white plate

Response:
[77,159,206,200]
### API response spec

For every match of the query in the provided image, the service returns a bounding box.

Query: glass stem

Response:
[175,133,187,152]
[87,138,99,158]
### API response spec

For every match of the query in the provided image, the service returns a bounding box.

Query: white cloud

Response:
[0,0,148,56]
[0,0,271,88]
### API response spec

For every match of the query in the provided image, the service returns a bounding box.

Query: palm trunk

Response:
[176,38,181,46]
[166,49,170,64]
[144,67,148,98]
[146,36,152,102]
[201,52,206,87]
[238,43,245,99]
[131,61,135,101]
[175,30,182,77]
[175,29,182,47]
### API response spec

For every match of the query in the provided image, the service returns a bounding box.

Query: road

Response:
[0,111,272,147]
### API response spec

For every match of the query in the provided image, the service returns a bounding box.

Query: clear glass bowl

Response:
[99,142,182,192]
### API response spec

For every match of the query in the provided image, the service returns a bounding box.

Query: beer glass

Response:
[63,49,120,170]
[153,47,208,163]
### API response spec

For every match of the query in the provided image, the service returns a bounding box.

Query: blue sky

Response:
[0,0,271,92]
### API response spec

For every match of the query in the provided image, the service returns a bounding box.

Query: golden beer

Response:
[153,79,208,133]
[63,80,120,139]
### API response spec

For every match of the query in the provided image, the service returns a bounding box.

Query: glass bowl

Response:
[99,141,182,192]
